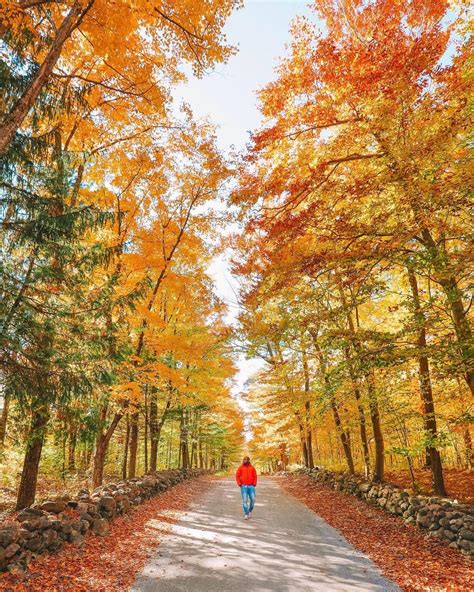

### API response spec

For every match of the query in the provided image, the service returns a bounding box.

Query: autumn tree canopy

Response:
[0,0,472,513]
[233,0,472,494]
[0,0,244,509]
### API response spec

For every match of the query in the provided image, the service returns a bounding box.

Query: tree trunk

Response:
[343,347,371,476]
[190,440,197,468]
[149,395,158,471]
[297,418,309,467]
[311,330,355,473]
[67,427,77,472]
[463,428,473,471]
[330,396,355,474]
[0,2,89,154]
[144,388,148,474]
[179,409,189,469]
[302,343,314,469]
[122,414,130,479]
[0,392,10,452]
[128,411,139,478]
[16,406,49,509]
[149,397,171,472]
[198,427,204,468]
[366,372,384,482]
[438,273,474,397]
[306,431,314,469]
[92,439,107,489]
[407,267,446,496]
[418,228,474,397]
[377,144,473,397]
[92,408,123,488]
[336,281,384,481]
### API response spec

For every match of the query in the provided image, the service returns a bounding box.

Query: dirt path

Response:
[131,477,400,591]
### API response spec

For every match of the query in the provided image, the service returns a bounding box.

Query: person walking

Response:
[236,456,257,520]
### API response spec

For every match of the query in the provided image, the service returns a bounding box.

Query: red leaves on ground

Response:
[383,469,474,505]
[279,475,473,592]
[0,476,213,592]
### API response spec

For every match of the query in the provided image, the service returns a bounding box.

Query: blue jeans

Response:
[240,485,256,515]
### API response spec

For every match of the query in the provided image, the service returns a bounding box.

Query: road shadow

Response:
[132,477,400,592]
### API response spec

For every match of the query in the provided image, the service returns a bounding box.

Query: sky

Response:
[175,0,312,410]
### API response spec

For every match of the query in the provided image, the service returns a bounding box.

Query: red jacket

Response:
[236,463,257,486]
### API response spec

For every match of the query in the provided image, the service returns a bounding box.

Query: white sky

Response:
[175,0,312,409]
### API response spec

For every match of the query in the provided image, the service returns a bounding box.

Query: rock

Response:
[21,520,41,532]
[47,539,63,553]
[79,512,94,524]
[42,529,57,547]
[416,514,431,528]
[4,543,20,559]
[459,528,474,542]
[49,519,62,530]
[0,524,20,547]
[80,520,90,534]
[442,529,456,541]
[446,511,464,520]
[38,517,54,530]
[0,548,6,570]
[24,535,44,552]
[16,508,45,522]
[18,528,33,541]
[358,483,371,493]
[69,532,84,546]
[118,497,131,513]
[429,529,443,538]
[69,519,82,532]
[0,469,205,572]
[7,563,26,575]
[91,518,110,536]
[449,541,459,549]
[98,496,116,510]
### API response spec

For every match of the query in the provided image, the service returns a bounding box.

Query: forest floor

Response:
[280,474,474,592]
[0,476,214,591]
[383,468,474,504]
[0,475,90,521]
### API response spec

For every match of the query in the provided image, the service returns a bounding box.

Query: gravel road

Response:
[131,477,400,592]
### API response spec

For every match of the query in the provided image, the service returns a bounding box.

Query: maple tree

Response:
[0,0,244,509]
[0,0,472,558]
[234,0,472,495]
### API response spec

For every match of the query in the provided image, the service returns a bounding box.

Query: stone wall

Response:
[298,467,474,556]
[0,468,207,573]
